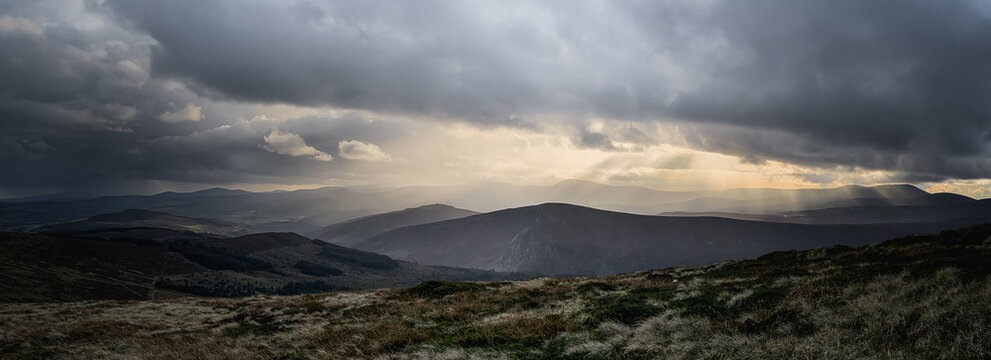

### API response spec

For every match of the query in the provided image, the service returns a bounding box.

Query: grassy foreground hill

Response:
[3,225,991,359]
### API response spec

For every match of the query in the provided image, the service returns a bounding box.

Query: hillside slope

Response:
[3,224,989,359]
[0,230,530,302]
[310,204,478,246]
[355,203,945,275]
[36,209,255,236]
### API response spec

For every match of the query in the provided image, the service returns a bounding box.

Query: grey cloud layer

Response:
[99,0,991,179]
[1,0,990,196]
[0,2,409,194]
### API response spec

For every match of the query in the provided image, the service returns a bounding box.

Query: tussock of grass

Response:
[400,280,493,299]
[3,225,991,359]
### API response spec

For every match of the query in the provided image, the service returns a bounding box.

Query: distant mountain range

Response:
[23,198,987,279]
[0,180,975,233]
[309,204,478,246]
[353,203,968,275]
[661,184,973,213]
[660,199,991,225]
[3,179,989,299]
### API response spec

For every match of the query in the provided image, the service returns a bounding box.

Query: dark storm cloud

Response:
[0,2,418,195]
[0,3,150,194]
[2,0,991,196]
[662,0,991,179]
[99,0,570,125]
[575,129,616,151]
[94,0,991,179]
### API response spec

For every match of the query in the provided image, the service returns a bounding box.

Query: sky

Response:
[1,0,991,198]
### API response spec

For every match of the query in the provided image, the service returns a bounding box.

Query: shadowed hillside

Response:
[36,209,255,236]
[3,224,989,359]
[310,204,478,246]
[355,203,950,275]
[0,230,531,302]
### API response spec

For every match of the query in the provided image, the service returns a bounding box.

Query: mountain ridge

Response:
[354,202,951,275]
[0,180,976,234]
[37,208,253,236]
[309,204,479,246]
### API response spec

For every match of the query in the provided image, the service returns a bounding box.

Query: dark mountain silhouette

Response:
[310,204,478,246]
[354,203,957,275]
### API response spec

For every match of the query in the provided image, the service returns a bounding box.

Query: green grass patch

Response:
[437,315,571,351]
[401,280,491,299]
[575,281,618,294]
[586,293,663,325]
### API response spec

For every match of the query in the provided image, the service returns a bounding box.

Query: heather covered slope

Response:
[0,230,529,302]
[0,232,205,302]
[2,225,990,359]
[36,209,256,236]
[355,203,946,275]
[310,204,478,246]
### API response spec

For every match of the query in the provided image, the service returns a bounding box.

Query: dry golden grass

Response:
[3,225,991,359]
